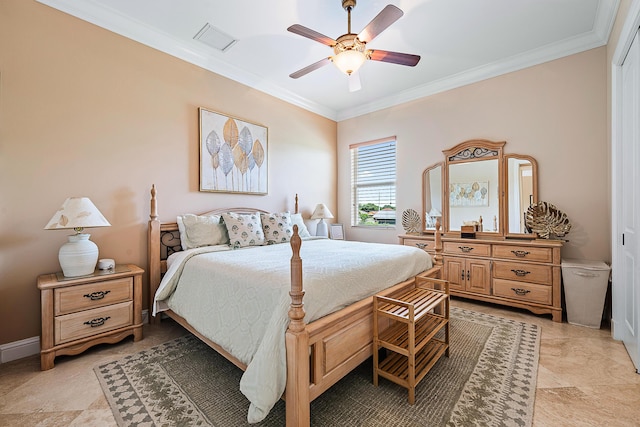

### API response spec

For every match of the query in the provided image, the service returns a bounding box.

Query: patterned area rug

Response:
[95,307,540,426]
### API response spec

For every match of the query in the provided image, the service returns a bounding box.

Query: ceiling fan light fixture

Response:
[288,1,417,83]
[332,49,366,75]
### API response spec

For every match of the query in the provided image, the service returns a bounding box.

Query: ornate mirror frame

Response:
[422,139,538,238]
[443,139,505,237]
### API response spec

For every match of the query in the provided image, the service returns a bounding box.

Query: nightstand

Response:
[37,264,144,370]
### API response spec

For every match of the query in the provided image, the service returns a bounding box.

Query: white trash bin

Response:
[561,259,611,328]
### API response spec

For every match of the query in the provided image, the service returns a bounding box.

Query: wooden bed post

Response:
[434,218,443,266]
[148,185,162,325]
[285,225,310,427]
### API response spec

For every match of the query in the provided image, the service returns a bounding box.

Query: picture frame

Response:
[330,224,345,240]
[449,181,489,207]
[199,107,268,194]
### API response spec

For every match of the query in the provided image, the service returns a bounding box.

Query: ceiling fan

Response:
[287,0,420,91]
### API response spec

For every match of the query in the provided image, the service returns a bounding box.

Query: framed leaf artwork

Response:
[199,107,268,194]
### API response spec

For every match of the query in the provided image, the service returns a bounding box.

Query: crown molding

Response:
[37,0,619,123]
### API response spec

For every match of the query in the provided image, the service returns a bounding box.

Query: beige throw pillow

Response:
[176,214,229,250]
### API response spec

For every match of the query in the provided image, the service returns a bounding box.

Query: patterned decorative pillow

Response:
[221,212,265,248]
[290,213,312,239]
[176,214,229,250]
[260,212,293,244]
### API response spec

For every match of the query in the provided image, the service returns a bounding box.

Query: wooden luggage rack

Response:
[373,275,450,404]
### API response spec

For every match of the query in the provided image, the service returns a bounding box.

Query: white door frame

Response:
[611,1,640,354]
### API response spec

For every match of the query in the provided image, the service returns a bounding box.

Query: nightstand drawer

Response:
[493,245,553,263]
[54,277,133,315]
[55,301,133,345]
[403,238,435,252]
[493,279,552,305]
[443,242,491,257]
[493,261,552,285]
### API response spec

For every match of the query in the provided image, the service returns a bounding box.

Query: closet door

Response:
[619,29,640,371]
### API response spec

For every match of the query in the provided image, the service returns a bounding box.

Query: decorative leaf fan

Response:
[401,209,421,234]
[525,201,572,239]
[287,0,420,91]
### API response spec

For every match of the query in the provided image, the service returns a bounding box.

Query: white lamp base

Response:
[316,219,328,238]
[59,234,99,277]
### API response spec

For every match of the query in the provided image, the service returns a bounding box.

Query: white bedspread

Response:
[153,239,432,423]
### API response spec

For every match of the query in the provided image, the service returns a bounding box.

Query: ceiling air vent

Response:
[193,23,237,52]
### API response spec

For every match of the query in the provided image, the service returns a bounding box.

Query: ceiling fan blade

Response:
[348,71,362,92]
[287,24,336,46]
[289,57,331,79]
[369,50,420,66]
[357,5,403,43]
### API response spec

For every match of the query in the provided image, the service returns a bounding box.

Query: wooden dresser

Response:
[400,234,563,322]
[37,264,144,370]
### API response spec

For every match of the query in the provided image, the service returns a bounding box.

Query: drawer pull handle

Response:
[511,250,530,257]
[511,288,531,296]
[84,317,111,328]
[458,246,474,253]
[466,270,470,281]
[84,290,111,301]
[511,269,531,277]
[415,243,426,249]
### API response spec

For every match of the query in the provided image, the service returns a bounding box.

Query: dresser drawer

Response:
[55,301,133,345]
[403,238,435,252]
[493,261,552,285]
[443,242,491,257]
[493,279,552,305]
[493,245,553,263]
[54,277,133,315]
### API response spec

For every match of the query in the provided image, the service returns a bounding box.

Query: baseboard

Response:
[0,309,150,364]
[0,336,40,363]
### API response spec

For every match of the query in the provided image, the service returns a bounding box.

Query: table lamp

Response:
[311,203,334,237]
[44,197,111,277]
[428,207,441,228]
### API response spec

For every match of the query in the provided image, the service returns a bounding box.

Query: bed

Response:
[147,185,443,426]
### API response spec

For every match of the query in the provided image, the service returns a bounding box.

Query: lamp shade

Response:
[44,197,111,231]
[428,207,442,217]
[311,203,334,220]
[45,197,111,277]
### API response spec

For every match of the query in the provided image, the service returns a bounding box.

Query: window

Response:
[350,137,396,227]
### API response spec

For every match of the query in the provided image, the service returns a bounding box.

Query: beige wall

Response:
[0,1,337,345]
[338,47,609,263]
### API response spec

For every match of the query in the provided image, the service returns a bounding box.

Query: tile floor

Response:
[1,299,639,426]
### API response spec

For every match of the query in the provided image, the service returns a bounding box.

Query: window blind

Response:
[350,138,397,227]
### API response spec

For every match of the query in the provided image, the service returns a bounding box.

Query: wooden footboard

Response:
[147,185,443,426]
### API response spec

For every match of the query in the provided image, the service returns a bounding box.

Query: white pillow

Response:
[261,212,293,245]
[222,212,265,248]
[176,214,228,250]
[290,213,312,239]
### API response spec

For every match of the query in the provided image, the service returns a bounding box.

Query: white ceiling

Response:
[37,0,619,121]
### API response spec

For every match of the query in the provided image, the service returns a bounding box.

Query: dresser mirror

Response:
[422,139,538,238]
[447,158,500,233]
[422,163,443,231]
[505,154,538,237]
